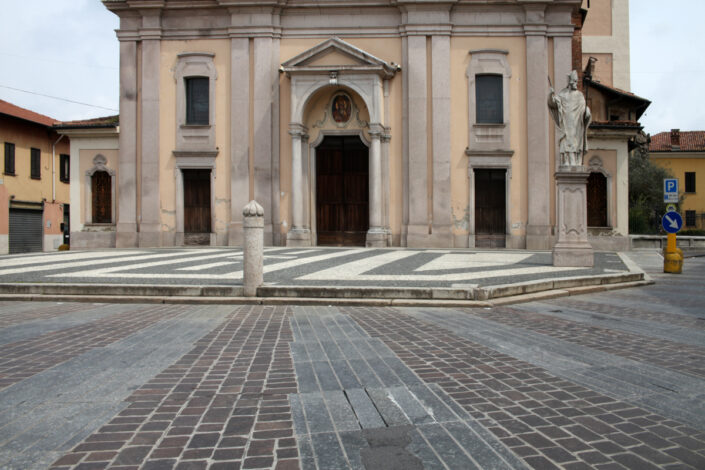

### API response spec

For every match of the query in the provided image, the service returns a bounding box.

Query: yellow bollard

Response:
[663,233,683,274]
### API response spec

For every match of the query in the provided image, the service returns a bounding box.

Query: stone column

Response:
[553,167,594,267]
[229,37,250,246]
[525,12,551,250]
[139,21,162,247]
[243,200,264,296]
[367,124,386,247]
[286,124,310,246]
[116,37,138,248]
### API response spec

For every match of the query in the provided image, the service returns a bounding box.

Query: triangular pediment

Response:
[281,37,398,78]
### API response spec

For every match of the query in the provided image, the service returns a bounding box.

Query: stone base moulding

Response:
[286,228,311,247]
[553,167,594,267]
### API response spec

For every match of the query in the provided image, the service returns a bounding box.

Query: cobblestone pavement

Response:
[0,252,703,469]
[0,247,629,288]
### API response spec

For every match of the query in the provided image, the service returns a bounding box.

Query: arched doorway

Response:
[316,136,369,246]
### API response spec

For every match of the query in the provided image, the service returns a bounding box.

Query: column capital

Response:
[288,123,307,138]
[368,123,385,137]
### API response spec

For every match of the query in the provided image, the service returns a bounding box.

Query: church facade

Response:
[87,0,636,250]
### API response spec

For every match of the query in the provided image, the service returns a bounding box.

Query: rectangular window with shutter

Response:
[60,154,70,183]
[31,148,41,179]
[186,77,209,125]
[685,210,696,227]
[685,172,696,193]
[4,142,14,175]
[476,74,503,124]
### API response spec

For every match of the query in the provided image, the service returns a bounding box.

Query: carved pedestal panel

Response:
[553,167,594,267]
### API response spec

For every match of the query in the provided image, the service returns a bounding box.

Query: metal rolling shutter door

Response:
[9,209,43,253]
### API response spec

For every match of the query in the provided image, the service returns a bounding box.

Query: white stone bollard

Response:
[243,200,264,297]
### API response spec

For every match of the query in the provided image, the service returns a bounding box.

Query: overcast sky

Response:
[0,0,702,135]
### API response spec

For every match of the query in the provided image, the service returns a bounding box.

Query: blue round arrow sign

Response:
[662,211,683,234]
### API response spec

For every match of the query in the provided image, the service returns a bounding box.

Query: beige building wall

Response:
[582,0,630,90]
[651,154,705,215]
[104,0,592,250]
[449,36,528,244]
[58,128,119,249]
[159,39,232,245]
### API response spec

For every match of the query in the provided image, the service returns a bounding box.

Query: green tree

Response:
[629,132,676,234]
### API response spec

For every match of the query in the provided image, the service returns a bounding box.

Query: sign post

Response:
[662,210,683,273]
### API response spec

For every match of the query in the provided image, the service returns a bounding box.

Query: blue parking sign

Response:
[664,178,678,203]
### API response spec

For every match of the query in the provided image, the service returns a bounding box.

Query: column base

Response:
[286,228,311,247]
[526,225,553,250]
[139,230,161,248]
[406,224,430,248]
[228,222,244,246]
[116,222,138,248]
[552,242,594,267]
[366,228,388,247]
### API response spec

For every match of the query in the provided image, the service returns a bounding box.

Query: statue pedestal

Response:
[553,166,594,267]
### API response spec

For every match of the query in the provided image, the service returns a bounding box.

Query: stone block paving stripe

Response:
[0,303,142,348]
[0,304,180,391]
[288,306,526,470]
[0,304,225,470]
[347,306,705,470]
[463,305,705,379]
[407,307,705,430]
[49,305,300,470]
[545,296,705,329]
[0,300,98,328]
[518,300,705,348]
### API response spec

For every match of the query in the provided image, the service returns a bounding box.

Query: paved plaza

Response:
[0,247,643,303]
[0,247,632,288]
[0,251,703,469]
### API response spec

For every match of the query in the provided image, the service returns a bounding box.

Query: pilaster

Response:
[430,33,452,246]
[229,37,250,246]
[405,34,429,247]
[524,7,552,250]
[116,39,138,248]
[253,37,274,245]
[138,14,162,247]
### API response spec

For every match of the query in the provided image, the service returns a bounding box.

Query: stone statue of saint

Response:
[548,70,592,167]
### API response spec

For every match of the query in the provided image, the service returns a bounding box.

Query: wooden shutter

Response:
[31,148,41,179]
[4,143,14,174]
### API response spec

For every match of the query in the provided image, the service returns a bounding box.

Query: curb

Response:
[0,270,650,307]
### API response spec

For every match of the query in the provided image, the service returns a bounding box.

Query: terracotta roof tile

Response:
[0,99,57,127]
[55,115,119,128]
[650,131,705,152]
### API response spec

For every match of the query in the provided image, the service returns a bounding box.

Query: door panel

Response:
[316,137,368,246]
[92,171,112,224]
[183,169,211,234]
[475,169,506,248]
[587,172,608,227]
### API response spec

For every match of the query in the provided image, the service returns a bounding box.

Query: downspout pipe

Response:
[52,134,65,202]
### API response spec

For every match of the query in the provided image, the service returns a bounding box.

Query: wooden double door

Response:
[183,169,211,245]
[316,136,369,246]
[475,169,506,248]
